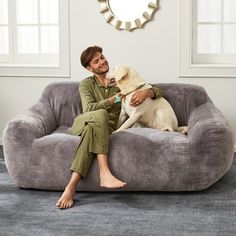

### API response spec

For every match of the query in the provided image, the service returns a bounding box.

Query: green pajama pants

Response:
[69,109,113,178]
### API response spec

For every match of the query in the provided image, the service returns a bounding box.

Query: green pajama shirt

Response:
[69,75,163,178]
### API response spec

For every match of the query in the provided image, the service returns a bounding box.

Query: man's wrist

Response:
[149,88,156,99]
[114,95,121,103]
[108,95,121,105]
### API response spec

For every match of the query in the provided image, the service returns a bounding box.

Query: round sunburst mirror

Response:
[97,0,159,31]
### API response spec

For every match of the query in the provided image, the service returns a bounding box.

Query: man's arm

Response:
[130,85,163,107]
[150,84,164,99]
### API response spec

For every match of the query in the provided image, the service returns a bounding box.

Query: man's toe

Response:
[60,201,65,209]
[56,200,61,207]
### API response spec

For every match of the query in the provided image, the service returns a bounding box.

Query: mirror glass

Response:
[108,0,151,21]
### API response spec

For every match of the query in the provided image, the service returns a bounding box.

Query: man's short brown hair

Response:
[80,46,103,68]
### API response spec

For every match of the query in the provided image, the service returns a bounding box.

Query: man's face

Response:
[86,52,109,75]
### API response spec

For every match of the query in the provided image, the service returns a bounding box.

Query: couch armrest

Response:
[188,102,234,165]
[3,102,57,145]
[3,102,57,186]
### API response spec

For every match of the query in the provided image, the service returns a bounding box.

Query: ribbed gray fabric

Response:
[0,145,3,159]
[0,154,236,236]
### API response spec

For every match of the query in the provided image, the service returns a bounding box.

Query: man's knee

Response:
[93,109,109,123]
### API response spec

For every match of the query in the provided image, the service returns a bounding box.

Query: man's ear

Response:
[86,65,93,73]
[116,65,129,81]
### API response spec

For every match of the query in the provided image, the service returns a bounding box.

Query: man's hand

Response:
[109,92,125,105]
[130,88,155,107]
[107,78,116,87]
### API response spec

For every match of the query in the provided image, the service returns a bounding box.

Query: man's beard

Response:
[95,67,109,75]
[92,63,109,75]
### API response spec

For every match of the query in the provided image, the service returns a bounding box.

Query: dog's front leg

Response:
[114,112,142,133]
[116,105,128,129]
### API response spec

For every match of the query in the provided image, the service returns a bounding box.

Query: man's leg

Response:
[97,154,126,188]
[56,172,81,209]
[56,109,126,209]
[56,153,126,209]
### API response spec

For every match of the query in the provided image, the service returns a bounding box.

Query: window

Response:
[0,0,70,77]
[180,0,236,77]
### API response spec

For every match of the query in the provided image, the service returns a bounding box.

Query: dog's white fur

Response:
[109,65,188,134]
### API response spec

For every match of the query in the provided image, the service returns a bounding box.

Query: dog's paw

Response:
[176,126,188,135]
[181,126,188,135]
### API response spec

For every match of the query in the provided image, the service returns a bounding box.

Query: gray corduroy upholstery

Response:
[3,82,234,191]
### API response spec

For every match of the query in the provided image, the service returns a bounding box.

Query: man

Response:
[56,46,163,209]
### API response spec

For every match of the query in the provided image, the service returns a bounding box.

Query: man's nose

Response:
[100,59,107,65]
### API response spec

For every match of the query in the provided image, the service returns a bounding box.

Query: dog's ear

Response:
[115,65,129,81]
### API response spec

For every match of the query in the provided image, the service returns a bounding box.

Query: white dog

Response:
[109,65,188,134]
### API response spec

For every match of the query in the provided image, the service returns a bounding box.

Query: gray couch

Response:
[3,82,234,191]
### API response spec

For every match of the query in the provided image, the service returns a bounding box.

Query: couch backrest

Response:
[40,82,211,127]
[40,82,82,126]
[157,83,211,126]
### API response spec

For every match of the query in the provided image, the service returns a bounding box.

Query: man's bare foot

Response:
[56,186,75,209]
[100,171,126,188]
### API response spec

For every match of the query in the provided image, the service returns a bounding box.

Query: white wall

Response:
[0,0,235,147]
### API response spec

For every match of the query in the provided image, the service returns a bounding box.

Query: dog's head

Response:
[109,64,147,95]
[107,64,129,83]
